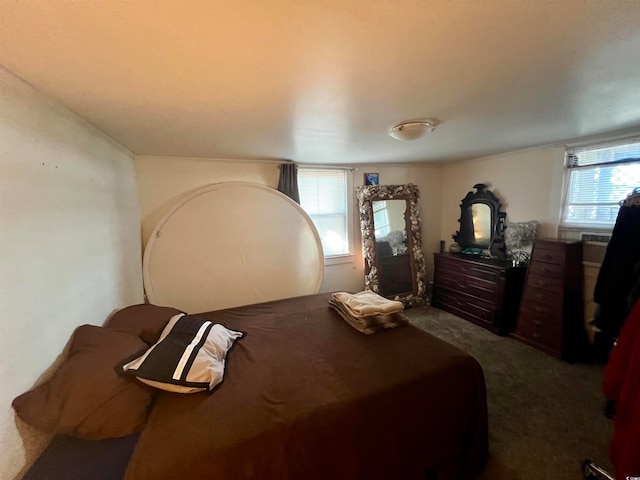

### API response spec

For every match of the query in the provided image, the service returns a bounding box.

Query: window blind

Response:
[562,141,640,227]
[298,168,350,257]
[373,201,390,238]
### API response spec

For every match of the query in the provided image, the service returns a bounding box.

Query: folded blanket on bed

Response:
[331,291,404,317]
[329,300,409,334]
[329,291,408,334]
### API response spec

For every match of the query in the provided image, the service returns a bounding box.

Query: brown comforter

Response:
[125,293,487,480]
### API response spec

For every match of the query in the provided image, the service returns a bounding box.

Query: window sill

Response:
[324,254,355,266]
[559,225,614,231]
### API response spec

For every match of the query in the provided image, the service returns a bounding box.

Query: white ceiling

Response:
[2,1,640,164]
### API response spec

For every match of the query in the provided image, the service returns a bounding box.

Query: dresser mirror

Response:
[356,184,426,306]
[453,183,507,258]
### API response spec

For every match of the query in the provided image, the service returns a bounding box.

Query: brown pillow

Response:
[103,304,183,345]
[12,325,154,439]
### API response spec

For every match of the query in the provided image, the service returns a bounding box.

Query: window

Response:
[298,168,352,257]
[372,201,390,238]
[562,140,640,227]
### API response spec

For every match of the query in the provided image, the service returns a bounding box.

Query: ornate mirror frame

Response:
[452,183,507,258]
[356,183,427,306]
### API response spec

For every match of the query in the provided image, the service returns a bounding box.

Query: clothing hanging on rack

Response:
[591,188,640,344]
[602,298,640,480]
[582,188,640,480]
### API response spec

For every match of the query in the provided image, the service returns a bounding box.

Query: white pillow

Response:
[117,313,244,393]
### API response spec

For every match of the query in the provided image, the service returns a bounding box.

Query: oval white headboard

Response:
[143,182,324,313]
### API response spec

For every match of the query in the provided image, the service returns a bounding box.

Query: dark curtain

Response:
[277,163,300,204]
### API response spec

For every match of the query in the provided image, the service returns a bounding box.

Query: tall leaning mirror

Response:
[356,184,427,306]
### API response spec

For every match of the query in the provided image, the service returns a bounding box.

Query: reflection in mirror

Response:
[372,200,412,297]
[453,183,506,258]
[357,184,426,306]
[470,203,491,248]
[373,200,407,252]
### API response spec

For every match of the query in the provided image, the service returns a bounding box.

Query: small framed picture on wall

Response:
[364,173,379,186]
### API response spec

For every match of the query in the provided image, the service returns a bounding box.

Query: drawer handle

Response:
[534,306,546,313]
[453,298,466,307]
[542,268,552,274]
[543,254,553,260]
[533,319,543,326]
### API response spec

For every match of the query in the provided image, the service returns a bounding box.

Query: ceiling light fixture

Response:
[388,119,438,141]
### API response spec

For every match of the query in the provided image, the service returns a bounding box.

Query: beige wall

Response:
[0,67,144,479]
[440,146,566,251]
[135,156,279,249]
[134,158,444,295]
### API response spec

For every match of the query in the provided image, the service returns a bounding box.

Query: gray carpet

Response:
[405,305,614,480]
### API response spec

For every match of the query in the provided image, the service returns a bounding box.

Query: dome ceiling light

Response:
[388,119,438,141]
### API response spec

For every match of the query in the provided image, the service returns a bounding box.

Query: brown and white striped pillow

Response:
[117,313,243,394]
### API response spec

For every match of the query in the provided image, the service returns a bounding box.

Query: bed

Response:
[16,292,487,480]
[15,181,487,479]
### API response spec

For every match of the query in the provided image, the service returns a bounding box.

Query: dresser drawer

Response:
[522,286,563,309]
[528,261,565,279]
[435,256,501,283]
[515,319,562,352]
[518,301,563,330]
[531,247,566,265]
[437,272,499,304]
[525,273,563,292]
[433,289,495,325]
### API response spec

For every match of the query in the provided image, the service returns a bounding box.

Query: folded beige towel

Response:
[329,290,409,334]
[329,299,409,334]
[331,291,404,317]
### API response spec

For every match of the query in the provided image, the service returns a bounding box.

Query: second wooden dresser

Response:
[513,239,586,362]
[432,253,526,335]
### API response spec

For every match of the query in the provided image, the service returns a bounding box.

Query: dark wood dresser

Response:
[513,239,586,362]
[432,253,527,335]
